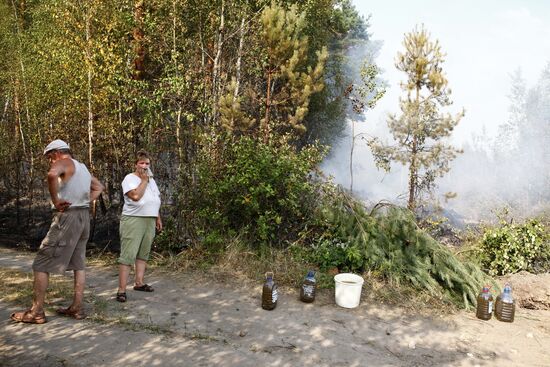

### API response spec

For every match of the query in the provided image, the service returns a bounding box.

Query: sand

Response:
[1,247,549,367]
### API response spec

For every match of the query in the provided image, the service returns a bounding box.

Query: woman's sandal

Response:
[116,292,127,302]
[56,307,87,320]
[10,309,47,324]
[133,284,154,292]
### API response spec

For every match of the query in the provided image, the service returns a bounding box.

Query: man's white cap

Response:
[43,139,70,155]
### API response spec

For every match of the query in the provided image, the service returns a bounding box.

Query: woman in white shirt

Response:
[116,150,162,302]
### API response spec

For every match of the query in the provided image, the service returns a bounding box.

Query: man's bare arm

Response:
[47,159,72,211]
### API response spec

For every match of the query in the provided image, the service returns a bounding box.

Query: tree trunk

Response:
[176,107,184,171]
[211,0,225,125]
[234,17,245,99]
[408,87,421,212]
[86,4,94,168]
[1,92,9,123]
[408,137,417,211]
[350,119,355,193]
[263,69,272,144]
[132,1,145,81]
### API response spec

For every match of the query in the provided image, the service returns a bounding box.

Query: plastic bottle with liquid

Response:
[262,272,278,310]
[476,286,494,320]
[495,284,515,322]
[300,270,316,303]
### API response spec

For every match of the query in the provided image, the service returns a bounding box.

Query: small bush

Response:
[310,237,364,273]
[194,135,325,247]
[477,218,550,276]
[154,216,189,253]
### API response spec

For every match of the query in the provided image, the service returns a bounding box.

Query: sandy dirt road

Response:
[1,247,549,367]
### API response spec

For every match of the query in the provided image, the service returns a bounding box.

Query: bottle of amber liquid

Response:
[300,270,316,303]
[476,286,493,320]
[262,272,278,310]
[495,284,515,322]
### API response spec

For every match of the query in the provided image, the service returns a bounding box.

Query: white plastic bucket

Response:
[334,273,364,308]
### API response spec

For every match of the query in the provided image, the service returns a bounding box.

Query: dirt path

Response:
[1,247,549,367]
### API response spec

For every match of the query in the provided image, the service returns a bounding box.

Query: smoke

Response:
[322,60,550,225]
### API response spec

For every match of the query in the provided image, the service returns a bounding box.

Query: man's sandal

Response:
[133,284,154,292]
[116,292,127,302]
[56,307,87,320]
[10,310,47,324]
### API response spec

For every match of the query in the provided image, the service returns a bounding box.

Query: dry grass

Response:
[0,268,74,307]
[146,239,458,315]
[0,266,176,334]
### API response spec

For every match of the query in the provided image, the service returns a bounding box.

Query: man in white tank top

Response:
[10,139,104,324]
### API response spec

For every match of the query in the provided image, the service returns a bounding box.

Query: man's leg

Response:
[11,271,49,322]
[134,259,147,286]
[31,271,49,314]
[67,270,86,311]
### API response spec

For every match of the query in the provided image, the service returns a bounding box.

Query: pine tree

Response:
[259,2,328,144]
[369,25,463,212]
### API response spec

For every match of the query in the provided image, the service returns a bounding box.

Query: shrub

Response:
[477,218,550,276]
[154,216,189,253]
[194,135,325,247]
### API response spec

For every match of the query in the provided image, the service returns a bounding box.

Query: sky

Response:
[352,0,550,143]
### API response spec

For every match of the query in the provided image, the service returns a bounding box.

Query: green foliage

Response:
[368,25,463,212]
[303,191,490,308]
[309,237,363,273]
[347,61,386,192]
[477,218,550,276]
[194,135,325,247]
[154,216,188,254]
[259,2,328,141]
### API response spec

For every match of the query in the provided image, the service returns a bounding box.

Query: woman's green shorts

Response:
[118,215,156,265]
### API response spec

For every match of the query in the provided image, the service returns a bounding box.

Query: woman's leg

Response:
[134,258,147,286]
[118,264,131,293]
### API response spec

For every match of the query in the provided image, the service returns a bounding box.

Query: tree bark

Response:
[350,119,355,193]
[132,1,145,80]
[86,4,94,168]
[234,17,245,99]
[408,87,421,212]
[211,0,225,125]
[263,69,272,144]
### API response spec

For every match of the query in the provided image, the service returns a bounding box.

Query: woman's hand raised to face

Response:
[137,167,149,181]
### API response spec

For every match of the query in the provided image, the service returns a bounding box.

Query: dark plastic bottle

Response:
[495,284,515,322]
[476,286,494,320]
[262,272,278,310]
[300,270,316,303]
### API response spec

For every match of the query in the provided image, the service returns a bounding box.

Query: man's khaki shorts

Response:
[32,208,90,274]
